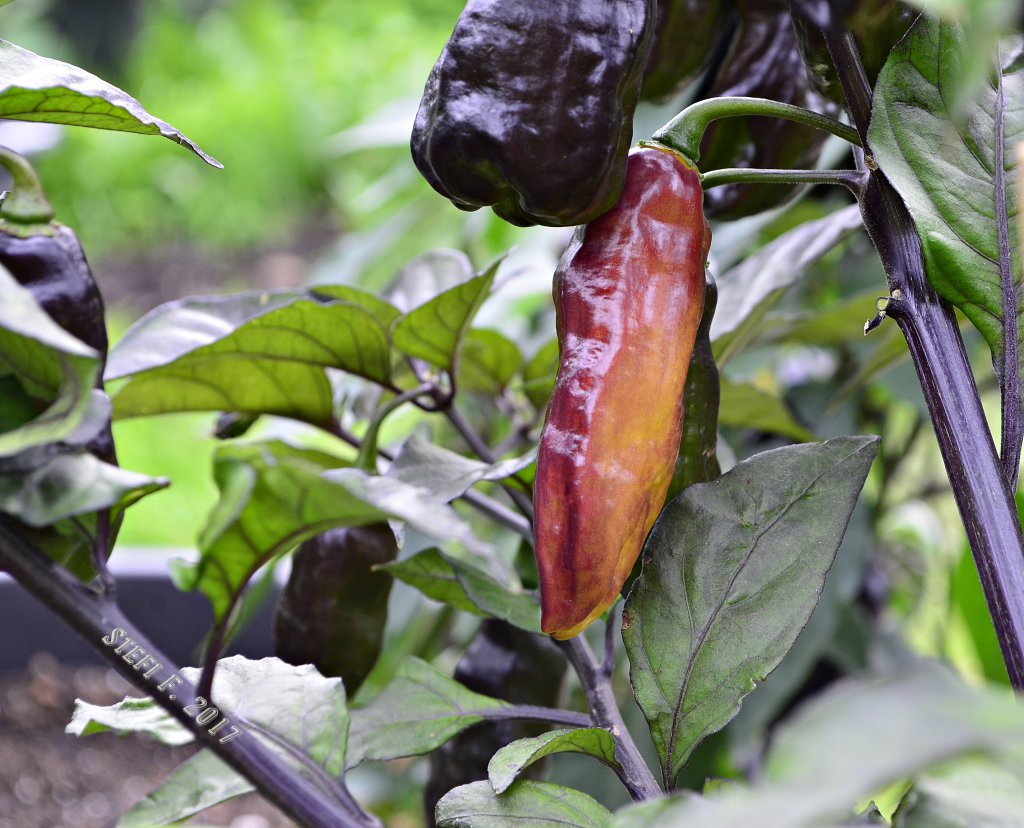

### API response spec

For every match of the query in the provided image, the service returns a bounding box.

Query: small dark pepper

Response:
[411,0,656,227]
[274,523,398,694]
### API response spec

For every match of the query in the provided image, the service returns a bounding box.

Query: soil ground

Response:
[0,653,296,828]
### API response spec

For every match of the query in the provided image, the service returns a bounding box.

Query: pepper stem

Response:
[355,384,435,472]
[700,166,865,195]
[0,145,55,224]
[654,97,863,164]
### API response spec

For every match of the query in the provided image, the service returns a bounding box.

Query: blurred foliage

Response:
[7,0,467,256]
[3,2,1022,824]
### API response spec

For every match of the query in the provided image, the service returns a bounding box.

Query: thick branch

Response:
[825,28,1024,688]
[0,517,379,828]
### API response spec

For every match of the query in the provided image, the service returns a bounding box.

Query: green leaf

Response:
[0,263,100,457]
[175,440,482,625]
[623,436,880,786]
[437,780,611,828]
[711,206,863,365]
[392,260,499,373]
[612,663,1024,828]
[775,289,886,348]
[381,547,542,632]
[117,751,253,828]
[386,248,474,312]
[69,656,349,775]
[68,696,193,746]
[894,757,1024,827]
[521,339,559,411]
[108,291,393,422]
[719,379,815,441]
[458,328,524,395]
[488,729,619,795]
[348,657,509,766]
[0,451,166,526]
[308,283,402,328]
[0,38,220,166]
[870,18,1024,447]
[387,433,535,503]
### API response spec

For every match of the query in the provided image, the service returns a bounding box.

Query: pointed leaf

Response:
[488,728,619,795]
[175,440,482,624]
[437,780,611,828]
[388,433,535,503]
[459,328,524,395]
[623,436,879,785]
[380,547,541,632]
[0,38,219,166]
[108,292,393,422]
[117,751,253,828]
[347,657,509,766]
[0,39,219,165]
[870,18,1024,458]
[392,261,499,372]
[0,451,166,526]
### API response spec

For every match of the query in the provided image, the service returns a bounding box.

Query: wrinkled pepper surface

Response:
[641,0,734,102]
[698,1,841,219]
[274,523,398,694]
[411,0,655,227]
[534,144,710,639]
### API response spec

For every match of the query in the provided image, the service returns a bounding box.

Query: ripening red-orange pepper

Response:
[534,143,710,639]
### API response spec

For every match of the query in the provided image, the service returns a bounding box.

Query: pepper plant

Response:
[2,1,1024,826]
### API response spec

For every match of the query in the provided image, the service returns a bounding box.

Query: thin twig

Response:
[481,705,593,729]
[444,404,535,522]
[558,635,661,800]
[701,167,865,196]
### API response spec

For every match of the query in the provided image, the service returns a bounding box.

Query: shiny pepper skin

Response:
[411,0,655,228]
[535,144,711,639]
